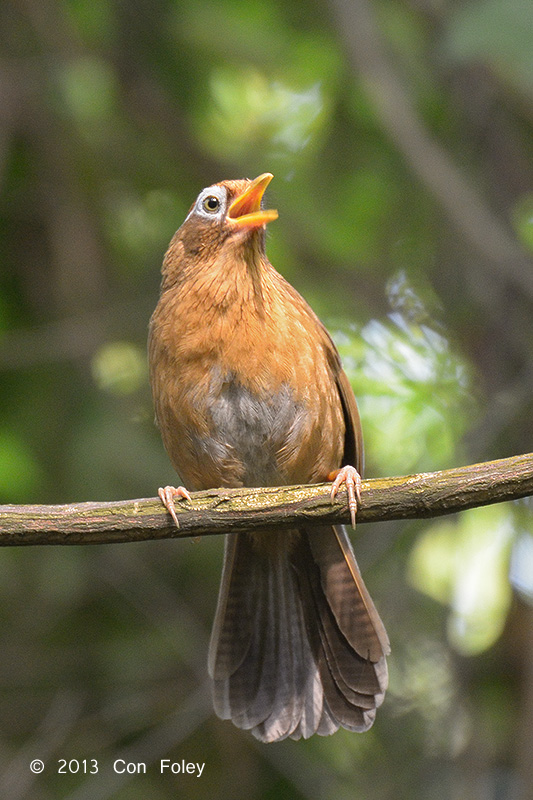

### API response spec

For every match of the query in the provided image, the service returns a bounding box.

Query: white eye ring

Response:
[191,185,227,220]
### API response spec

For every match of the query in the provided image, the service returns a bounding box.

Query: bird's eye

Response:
[202,195,220,213]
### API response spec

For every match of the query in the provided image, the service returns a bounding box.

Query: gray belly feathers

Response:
[206,370,304,486]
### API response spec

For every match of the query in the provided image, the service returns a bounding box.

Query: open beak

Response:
[227,173,278,229]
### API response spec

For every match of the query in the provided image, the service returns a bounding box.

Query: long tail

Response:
[208,526,390,742]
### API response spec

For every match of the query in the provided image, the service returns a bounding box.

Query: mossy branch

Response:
[0,453,531,546]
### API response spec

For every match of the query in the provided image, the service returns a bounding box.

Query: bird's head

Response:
[164,174,278,281]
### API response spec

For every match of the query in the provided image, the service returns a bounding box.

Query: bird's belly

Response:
[200,372,305,487]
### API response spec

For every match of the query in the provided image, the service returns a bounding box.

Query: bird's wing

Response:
[334,364,364,476]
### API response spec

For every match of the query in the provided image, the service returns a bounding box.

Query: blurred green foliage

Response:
[0,0,532,798]
[409,504,515,655]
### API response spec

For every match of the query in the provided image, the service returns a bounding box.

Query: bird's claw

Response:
[158,485,192,528]
[329,466,362,529]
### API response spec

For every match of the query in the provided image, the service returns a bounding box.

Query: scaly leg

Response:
[158,485,192,527]
[328,466,362,529]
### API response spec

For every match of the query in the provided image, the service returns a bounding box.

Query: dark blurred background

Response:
[0,0,532,797]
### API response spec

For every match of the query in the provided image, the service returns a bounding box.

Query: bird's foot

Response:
[158,485,192,528]
[328,465,362,529]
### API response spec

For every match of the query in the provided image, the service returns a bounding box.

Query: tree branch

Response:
[0,453,531,546]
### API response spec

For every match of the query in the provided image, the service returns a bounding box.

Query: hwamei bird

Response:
[148,173,390,742]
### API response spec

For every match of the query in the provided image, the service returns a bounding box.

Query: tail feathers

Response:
[306,526,390,663]
[208,527,389,742]
[209,534,324,741]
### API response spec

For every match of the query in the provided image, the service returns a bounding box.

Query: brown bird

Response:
[148,173,389,742]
